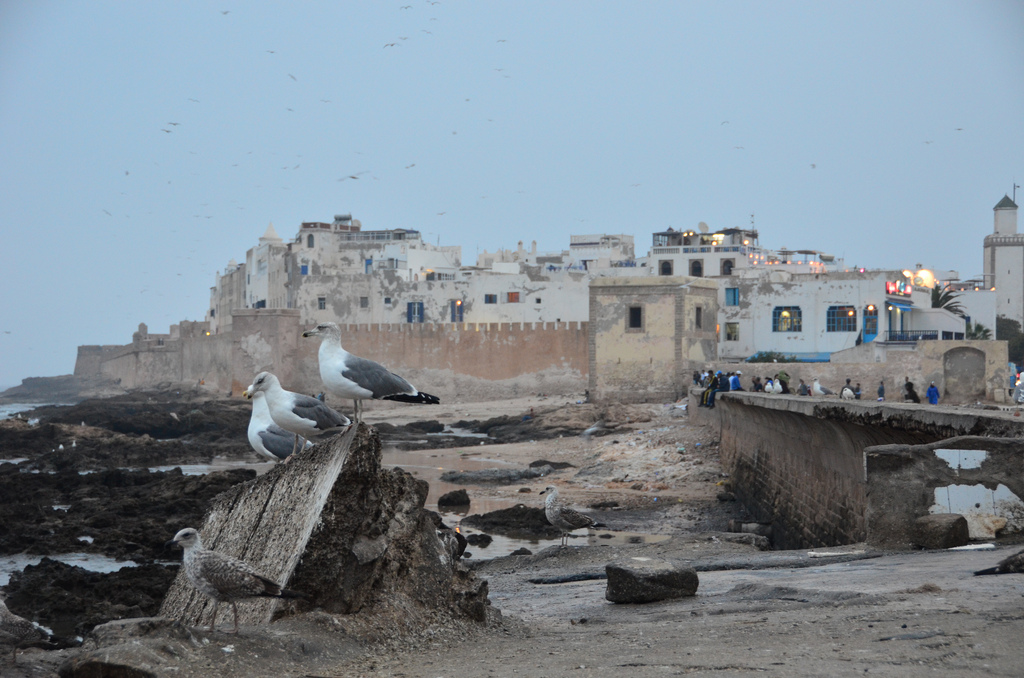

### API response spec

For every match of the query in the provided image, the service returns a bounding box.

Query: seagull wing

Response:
[289,394,351,430]
[257,425,303,460]
[342,356,416,398]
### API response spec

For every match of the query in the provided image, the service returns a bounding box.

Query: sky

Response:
[1,1,1023,389]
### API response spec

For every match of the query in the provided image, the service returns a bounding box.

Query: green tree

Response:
[965,322,992,340]
[746,351,799,363]
[996,316,1024,366]
[931,285,965,317]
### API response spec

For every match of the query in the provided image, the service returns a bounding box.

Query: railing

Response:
[884,330,938,342]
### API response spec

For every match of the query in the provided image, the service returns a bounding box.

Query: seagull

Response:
[840,386,855,400]
[1,596,47,659]
[243,372,350,456]
[974,548,1024,576]
[302,322,440,421]
[246,390,313,462]
[812,378,833,397]
[165,528,305,633]
[580,420,607,439]
[540,486,603,546]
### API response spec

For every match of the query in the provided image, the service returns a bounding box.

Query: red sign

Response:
[885,281,912,296]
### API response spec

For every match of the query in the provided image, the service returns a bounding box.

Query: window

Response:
[450,299,463,322]
[725,322,739,341]
[725,288,739,306]
[300,265,308,275]
[695,306,702,329]
[384,297,392,305]
[659,260,673,276]
[365,259,373,274]
[863,306,878,335]
[317,297,326,310]
[690,260,703,277]
[360,297,369,308]
[536,298,542,304]
[484,294,497,304]
[826,305,857,332]
[772,306,802,332]
[210,309,215,317]
[721,259,734,276]
[307,234,314,248]
[507,292,520,303]
[627,306,643,330]
[406,301,424,323]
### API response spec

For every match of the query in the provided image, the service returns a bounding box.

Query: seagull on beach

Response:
[1,596,46,659]
[540,486,603,546]
[302,322,440,421]
[812,378,833,397]
[974,548,1024,576]
[245,390,313,462]
[243,371,350,456]
[165,528,305,633]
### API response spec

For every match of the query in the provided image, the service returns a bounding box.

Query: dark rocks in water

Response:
[465,533,492,547]
[403,420,445,433]
[605,559,699,604]
[509,547,533,556]
[440,465,553,485]
[438,488,470,508]
[5,557,177,638]
[462,505,562,539]
[529,459,575,470]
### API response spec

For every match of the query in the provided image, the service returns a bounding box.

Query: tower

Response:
[983,195,1022,327]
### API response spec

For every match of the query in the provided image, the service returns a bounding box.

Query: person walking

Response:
[877,380,885,401]
[926,381,940,405]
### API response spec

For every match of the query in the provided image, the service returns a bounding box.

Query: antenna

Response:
[750,213,755,227]
[1014,181,1020,203]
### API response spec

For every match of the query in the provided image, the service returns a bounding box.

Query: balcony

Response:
[883,330,938,342]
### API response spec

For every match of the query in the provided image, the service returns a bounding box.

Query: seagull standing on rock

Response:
[540,486,604,546]
[165,528,305,633]
[243,371,350,457]
[302,321,440,421]
[245,389,313,462]
[1,597,46,659]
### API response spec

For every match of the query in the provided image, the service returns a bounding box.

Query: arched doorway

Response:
[942,346,986,400]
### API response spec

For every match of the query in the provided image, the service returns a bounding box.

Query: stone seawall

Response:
[691,388,1024,549]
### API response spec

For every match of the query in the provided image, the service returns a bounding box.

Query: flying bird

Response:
[288,73,297,81]
[165,528,305,633]
[541,486,603,546]
[302,322,440,421]
[243,372,350,456]
[246,389,313,462]
[974,549,1024,576]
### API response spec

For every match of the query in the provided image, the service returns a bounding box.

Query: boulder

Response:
[438,488,470,508]
[605,558,699,604]
[914,514,969,549]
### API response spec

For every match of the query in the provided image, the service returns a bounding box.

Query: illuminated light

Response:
[888,306,894,311]
[743,240,749,245]
[456,299,462,305]
[205,331,211,336]
[902,270,913,278]
[991,287,996,291]
[859,268,865,273]
[781,310,791,318]
[848,310,855,316]
[867,304,875,311]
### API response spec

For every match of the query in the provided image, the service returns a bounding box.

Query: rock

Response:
[509,547,533,556]
[465,533,492,547]
[605,558,699,604]
[462,505,562,539]
[518,487,532,493]
[914,514,969,549]
[717,491,736,502]
[630,482,645,491]
[964,513,1007,540]
[529,459,575,470]
[438,489,470,508]
[440,465,553,485]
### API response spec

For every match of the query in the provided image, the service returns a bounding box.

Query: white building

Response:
[983,195,1022,327]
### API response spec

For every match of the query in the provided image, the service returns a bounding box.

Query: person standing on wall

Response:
[926,381,940,405]
[877,380,885,401]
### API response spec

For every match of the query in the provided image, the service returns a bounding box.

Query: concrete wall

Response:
[589,276,718,403]
[691,390,1024,549]
[866,436,1024,548]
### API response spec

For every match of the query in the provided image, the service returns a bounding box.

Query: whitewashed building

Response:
[983,195,1022,327]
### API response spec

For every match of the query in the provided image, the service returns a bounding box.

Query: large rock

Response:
[605,558,699,604]
[914,514,969,549]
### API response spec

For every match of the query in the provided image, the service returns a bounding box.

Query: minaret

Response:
[994,195,1018,235]
[984,194,1023,327]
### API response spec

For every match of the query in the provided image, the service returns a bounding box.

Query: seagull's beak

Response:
[242,389,253,400]
[301,329,317,338]
[163,538,178,550]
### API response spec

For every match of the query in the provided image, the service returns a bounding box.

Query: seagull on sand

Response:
[974,548,1024,576]
[243,372,350,457]
[165,528,305,633]
[302,322,440,421]
[812,378,833,397]
[540,486,603,546]
[245,389,313,462]
[1,596,46,659]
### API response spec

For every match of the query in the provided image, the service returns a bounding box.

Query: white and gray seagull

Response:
[540,486,604,546]
[165,528,304,633]
[245,389,313,462]
[243,371,350,456]
[812,378,834,397]
[1,596,47,660]
[302,322,440,421]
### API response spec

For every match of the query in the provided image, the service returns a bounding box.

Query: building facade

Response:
[983,195,1022,327]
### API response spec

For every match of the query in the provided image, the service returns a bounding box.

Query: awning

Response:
[886,300,914,312]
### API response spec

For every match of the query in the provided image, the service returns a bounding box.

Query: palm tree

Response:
[966,322,992,340]
[931,284,965,317]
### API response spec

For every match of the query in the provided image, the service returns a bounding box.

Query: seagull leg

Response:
[209,601,219,632]
[231,602,240,634]
[291,433,300,457]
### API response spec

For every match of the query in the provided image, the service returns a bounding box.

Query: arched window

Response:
[772,306,802,332]
[307,234,315,248]
[826,305,857,332]
[659,260,673,276]
[690,260,703,277]
[721,259,734,276]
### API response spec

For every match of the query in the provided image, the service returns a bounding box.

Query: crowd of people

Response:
[694,370,942,408]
